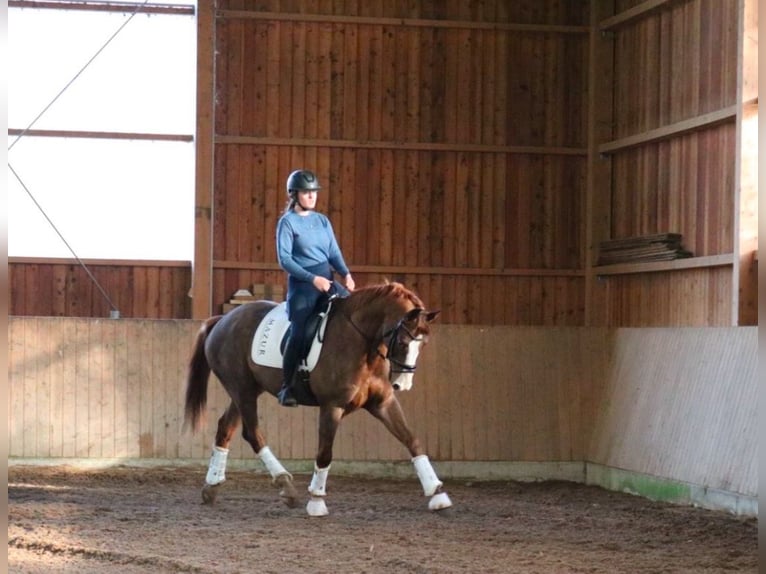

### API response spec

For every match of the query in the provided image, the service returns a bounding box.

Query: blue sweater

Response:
[276,211,350,283]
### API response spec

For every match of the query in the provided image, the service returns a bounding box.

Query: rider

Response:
[275,169,355,407]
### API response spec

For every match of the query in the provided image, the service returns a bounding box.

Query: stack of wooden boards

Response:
[597,233,693,266]
[222,283,285,313]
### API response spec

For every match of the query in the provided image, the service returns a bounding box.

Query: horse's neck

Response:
[344,295,405,335]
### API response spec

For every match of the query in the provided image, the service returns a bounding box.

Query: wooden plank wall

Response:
[598,266,733,327]
[8,317,605,463]
[592,0,749,326]
[8,317,757,498]
[210,0,590,325]
[609,0,738,254]
[8,258,191,319]
[589,326,758,496]
[7,1,753,329]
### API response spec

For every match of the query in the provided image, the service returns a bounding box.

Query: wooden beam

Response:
[585,1,615,326]
[9,256,191,268]
[598,105,737,155]
[598,0,686,31]
[9,0,194,15]
[7,128,193,142]
[215,135,587,157]
[212,260,584,277]
[217,10,589,34]
[191,0,214,320]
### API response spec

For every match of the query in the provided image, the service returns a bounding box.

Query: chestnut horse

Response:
[184,282,452,516]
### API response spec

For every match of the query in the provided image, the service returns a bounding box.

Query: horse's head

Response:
[381,306,440,391]
[340,282,440,391]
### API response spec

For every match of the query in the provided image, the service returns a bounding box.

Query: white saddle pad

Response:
[250,301,329,371]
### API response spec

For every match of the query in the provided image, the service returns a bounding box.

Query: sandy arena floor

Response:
[8,465,758,574]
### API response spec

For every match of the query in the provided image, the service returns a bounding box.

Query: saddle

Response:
[251,296,338,405]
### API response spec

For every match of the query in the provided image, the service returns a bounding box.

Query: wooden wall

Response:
[588,0,756,326]
[201,0,754,327]
[9,258,191,319]
[207,0,591,325]
[8,0,756,328]
[8,317,757,501]
[589,326,758,497]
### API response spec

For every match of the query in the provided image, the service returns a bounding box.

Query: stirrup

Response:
[278,386,299,407]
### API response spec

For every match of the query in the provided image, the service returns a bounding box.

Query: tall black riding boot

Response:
[278,333,301,407]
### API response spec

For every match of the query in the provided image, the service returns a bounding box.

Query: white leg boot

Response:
[412,454,453,511]
[306,464,330,517]
[205,445,229,485]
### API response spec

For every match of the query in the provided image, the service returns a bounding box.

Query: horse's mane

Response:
[345,281,424,312]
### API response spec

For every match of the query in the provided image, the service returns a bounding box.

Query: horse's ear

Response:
[405,308,440,323]
[405,307,423,322]
[424,309,440,322]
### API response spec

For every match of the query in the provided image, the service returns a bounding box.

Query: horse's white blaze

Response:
[392,340,422,391]
[206,445,229,485]
[258,445,291,480]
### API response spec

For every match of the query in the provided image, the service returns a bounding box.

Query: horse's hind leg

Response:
[238,403,299,508]
[201,401,241,504]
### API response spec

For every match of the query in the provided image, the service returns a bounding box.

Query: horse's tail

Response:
[184,315,224,433]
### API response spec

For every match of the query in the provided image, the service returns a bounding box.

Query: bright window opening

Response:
[8,4,196,260]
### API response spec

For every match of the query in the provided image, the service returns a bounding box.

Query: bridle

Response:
[380,316,424,377]
[341,307,425,380]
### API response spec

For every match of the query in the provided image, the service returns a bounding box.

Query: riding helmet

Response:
[286,169,322,196]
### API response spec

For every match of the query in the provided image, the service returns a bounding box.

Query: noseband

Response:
[380,317,423,377]
[341,308,424,380]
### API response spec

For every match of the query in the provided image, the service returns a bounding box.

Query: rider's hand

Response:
[344,274,355,292]
[312,276,332,292]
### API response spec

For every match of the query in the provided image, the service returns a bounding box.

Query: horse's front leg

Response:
[367,397,453,512]
[306,406,344,517]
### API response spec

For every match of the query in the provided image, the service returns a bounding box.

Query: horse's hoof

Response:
[306,496,329,517]
[275,474,299,508]
[428,491,453,511]
[202,482,222,505]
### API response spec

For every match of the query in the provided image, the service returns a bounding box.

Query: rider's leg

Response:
[278,326,303,407]
[278,285,316,407]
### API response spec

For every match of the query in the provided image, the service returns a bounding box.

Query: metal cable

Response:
[9,162,120,314]
[9,0,153,316]
[9,0,150,151]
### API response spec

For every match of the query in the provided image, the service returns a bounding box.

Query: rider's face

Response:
[297,190,317,210]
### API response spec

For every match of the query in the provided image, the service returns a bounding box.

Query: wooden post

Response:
[584,2,615,326]
[192,0,216,319]
[732,0,758,325]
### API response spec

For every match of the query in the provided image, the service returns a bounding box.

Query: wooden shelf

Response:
[593,254,734,276]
